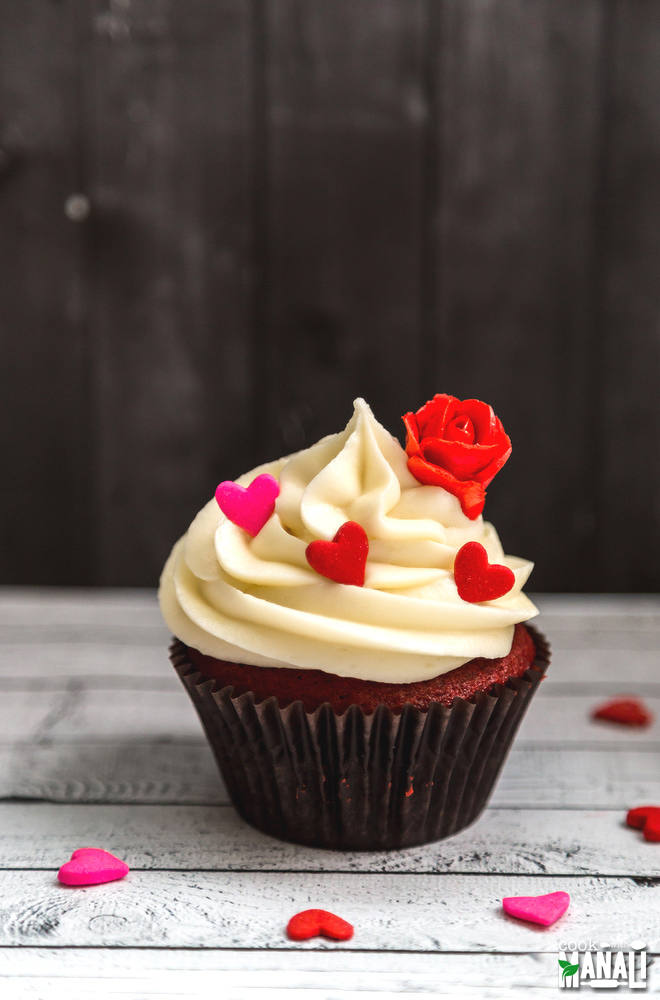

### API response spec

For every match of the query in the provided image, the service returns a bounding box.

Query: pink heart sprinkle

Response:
[57,848,130,887]
[502,891,570,927]
[215,474,280,537]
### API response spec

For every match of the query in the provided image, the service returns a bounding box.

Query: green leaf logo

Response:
[558,959,579,979]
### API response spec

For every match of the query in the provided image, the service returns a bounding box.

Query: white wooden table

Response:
[0,591,658,998]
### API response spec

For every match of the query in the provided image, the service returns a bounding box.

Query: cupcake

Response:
[160,395,548,850]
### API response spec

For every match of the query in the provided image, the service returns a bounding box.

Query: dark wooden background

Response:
[2,1,659,591]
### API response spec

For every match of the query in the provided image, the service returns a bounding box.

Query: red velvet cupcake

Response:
[161,396,548,849]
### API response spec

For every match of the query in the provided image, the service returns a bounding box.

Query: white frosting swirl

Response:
[159,399,537,683]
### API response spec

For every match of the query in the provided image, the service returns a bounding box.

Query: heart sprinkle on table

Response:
[287,909,354,942]
[592,697,653,727]
[502,891,570,927]
[215,474,280,537]
[57,848,130,887]
[453,541,514,603]
[306,521,369,586]
[626,806,660,842]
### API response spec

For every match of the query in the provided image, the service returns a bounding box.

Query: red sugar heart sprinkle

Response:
[453,541,515,603]
[287,909,354,942]
[626,806,660,842]
[305,521,369,587]
[592,697,653,727]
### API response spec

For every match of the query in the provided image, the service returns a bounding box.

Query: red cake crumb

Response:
[185,623,538,714]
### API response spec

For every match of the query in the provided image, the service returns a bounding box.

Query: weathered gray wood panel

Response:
[85,0,255,582]
[0,949,565,999]
[1,684,659,746]
[1,3,658,590]
[0,2,90,585]
[427,0,605,590]
[0,870,655,951]
[260,0,426,461]
[2,742,658,808]
[0,591,657,989]
[0,950,647,999]
[597,0,660,589]
[1,803,657,876]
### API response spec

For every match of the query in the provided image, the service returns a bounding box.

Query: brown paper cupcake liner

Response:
[170,625,550,850]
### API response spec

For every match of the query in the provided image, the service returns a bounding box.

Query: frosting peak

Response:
[159,398,537,682]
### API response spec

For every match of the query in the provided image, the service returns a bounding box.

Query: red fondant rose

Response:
[402,394,511,519]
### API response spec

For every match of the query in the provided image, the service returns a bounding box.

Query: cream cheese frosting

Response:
[159,398,537,683]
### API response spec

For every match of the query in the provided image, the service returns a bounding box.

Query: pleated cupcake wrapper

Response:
[170,625,550,850]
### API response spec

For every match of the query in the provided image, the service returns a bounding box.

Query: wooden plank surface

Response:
[1,685,659,746]
[0,870,656,952]
[0,589,658,995]
[1,743,658,809]
[0,803,656,877]
[0,949,605,999]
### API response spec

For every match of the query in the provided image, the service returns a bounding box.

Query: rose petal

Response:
[445,415,475,444]
[446,398,501,440]
[406,456,485,519]
[421,438,506,480]
[414,394,454,440]
[402,411,423,457]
